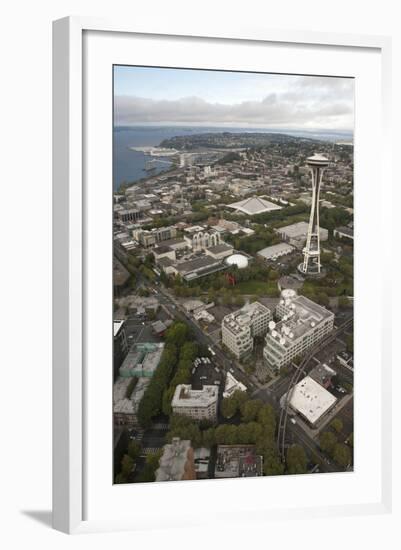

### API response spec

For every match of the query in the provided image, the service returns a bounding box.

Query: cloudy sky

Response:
[114,66,354,132]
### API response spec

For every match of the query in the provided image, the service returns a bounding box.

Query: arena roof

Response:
[227,196,282,215]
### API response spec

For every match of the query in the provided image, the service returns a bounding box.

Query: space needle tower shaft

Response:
[301,154,329,275]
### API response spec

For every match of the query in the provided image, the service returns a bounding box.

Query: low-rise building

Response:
[171,254,227,281]
[215,445,263,478]
[194,447,211,479]
[263,290,334,373]
[222,301,272,359]
[287,375,337,426]
[155,438,196,482]
[275,221,328,249]
[223,371,247,398]
[171,384,218,422]
[116,207,142,223]
[204,242,234,260]
[334,226,354,241]
[257,242,295,261]
[119,342,164,378]
[152,245,176,263]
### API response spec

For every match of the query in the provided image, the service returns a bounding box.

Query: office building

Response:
[222,301,272,359]
[263,289,334,373]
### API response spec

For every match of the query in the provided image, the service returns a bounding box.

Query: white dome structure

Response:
[225,253,249,269]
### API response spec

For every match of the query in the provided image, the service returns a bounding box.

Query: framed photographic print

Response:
[53,17,392,534]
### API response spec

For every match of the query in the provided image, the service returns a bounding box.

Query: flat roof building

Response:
[172,254,227,281]
[275,221,328,249]
[119,342,164,378]
[263,290,334,373]
[171,384,219,422]
[222,301,272,359]
[223,371,247,398]
[215,445,263,478]
[288,375,337,426]
[155,438,196,482]
[257,242,295,261]
[334,226,354,240]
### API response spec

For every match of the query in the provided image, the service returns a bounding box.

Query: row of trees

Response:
[165,392,285,476]
[162,340,199,416]
[137,322,194,428]
[319,429,352,468]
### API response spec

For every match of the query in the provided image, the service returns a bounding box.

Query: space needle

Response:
[299,153,329,275]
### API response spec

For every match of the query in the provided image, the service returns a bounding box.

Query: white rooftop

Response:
[223,372,247,398]
[223,301,271,336]
[113,320,125,337]
[172,384,218,409]
[227,196,282,215]
[289,376,337,425]
[257,242,295,258]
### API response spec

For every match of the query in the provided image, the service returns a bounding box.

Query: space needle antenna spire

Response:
[300,153,329,275]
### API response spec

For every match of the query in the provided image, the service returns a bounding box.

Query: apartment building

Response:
[263,289,334,373]
[221,301,272,359]
[171,384,218,422]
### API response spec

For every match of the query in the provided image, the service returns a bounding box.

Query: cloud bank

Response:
[114,75,354,131]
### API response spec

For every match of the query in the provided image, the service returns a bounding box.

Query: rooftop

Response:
[269,294,333,348]
[257,242,295,258]
[113,320,125,338]
[215,445,263,478]
[172,384,218,409]
[155,438,193,482]
[289,375,337,425]
[276,221,327,239]
[175,255,222,275]
[206,243,234,254]
[223,371,247,398]
[227,196,282,215]
[113,377,150,415]
[223,301,271,336]
[119,342,164,378]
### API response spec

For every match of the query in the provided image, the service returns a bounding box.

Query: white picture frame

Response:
[52,16,392,534]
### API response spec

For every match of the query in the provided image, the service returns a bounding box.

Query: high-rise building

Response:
[300,154,329,274]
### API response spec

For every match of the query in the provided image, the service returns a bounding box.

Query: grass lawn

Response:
[236,280,278,295]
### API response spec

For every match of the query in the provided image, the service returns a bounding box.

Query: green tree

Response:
[330,418,343,434]
[333,443,351,468]
[120,454,134,478]
[319,431,338,455]
[114,472,127,484]
[127,440,141,461]
[338,296,350,308]
[165,322,191,347]
[346,334,353,354]
[286,445,307,475]
[263,449,285,476]
[202,427,216,448]
[240,399,263,423]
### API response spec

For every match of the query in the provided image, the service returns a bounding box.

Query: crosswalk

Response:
[141,447,161,455]
[152,423,169,430]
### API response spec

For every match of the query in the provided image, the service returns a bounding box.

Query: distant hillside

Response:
[159,131,320,150]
